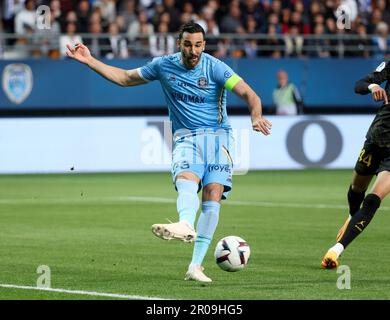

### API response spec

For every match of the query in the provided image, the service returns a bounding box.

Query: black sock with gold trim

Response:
[339,194,381,248]
[347,185,366,216]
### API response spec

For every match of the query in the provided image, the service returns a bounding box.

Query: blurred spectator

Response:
[83,19,106,57]
[244,39,258,58]
[372,21,390,58]
[270,0,282,17]
[242,0,266,31]
[132,17,155,57]
[3,0,26,33]
[284,25,304,57]
[77,0,91,33]
[281,8,291,34]
[50,0,63,25]
[244,15,260,58]
[114,15,127,33]
[273,70,303,115]
[367,8,382,34]
[14,0,36,35]
[151,2,166,27]
[118,0,138,30]
[289,10,310,34]
[263,12,281,34]
[102,22,129,59]
[376,0,390,25]
[204,19,223,56]
[180,12,193,25]
[324,0,338,21]
[347,23,372,57]
[128,10,154,42]
[293,0,311,33]
[197,6,216,33]
[157,11,171,31]
[163,0,181,32]
[181,1,199,22]
[309,1,325,29]
[325,17,341,57]
[94,0,117,25]
[34,11,61,58]
[220,1,243,33]
[306,23,331,57]
[356,0,372,24]
[149,22,175,57]
[259,24,284,58]
[60,22,83,58]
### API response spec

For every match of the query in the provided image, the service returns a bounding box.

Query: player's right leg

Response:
[336,141,378,242]
[336,172,373,242]
[323,141,378,269]
[151,172,201,242]
[152,134,204,243]
[322,170,390,269]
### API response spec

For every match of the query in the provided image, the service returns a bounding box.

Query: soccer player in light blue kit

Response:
[66,22,271,282]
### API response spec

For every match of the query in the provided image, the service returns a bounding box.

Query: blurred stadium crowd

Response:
[1,0,390,59]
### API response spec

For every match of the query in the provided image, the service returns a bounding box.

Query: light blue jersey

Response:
[138,52,241,199]
[138,52,241,134]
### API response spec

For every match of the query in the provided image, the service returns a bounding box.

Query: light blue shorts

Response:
[171,128,234,200]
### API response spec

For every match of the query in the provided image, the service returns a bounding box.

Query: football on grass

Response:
[214,236,250,272]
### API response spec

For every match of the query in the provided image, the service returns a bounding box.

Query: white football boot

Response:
[151,220,197,243]
[184,265,212,283]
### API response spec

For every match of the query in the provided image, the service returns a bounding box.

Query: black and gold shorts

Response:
[355,140,390,175]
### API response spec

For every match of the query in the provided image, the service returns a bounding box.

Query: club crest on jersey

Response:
[168,74,176,81]
[2,63,33,104]
[197,77,208,88]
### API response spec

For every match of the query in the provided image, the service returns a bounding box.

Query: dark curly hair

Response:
[178,22,205,41]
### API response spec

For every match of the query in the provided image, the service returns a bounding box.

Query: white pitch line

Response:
[0,284,169,300]
[0,195,389,211]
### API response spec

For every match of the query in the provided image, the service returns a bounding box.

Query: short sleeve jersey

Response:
[138,52,241,134]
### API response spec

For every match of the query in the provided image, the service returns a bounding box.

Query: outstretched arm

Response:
[65,43,146,87]
[231,80,272,136]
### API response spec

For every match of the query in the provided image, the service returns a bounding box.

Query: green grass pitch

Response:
[1,169,390,300]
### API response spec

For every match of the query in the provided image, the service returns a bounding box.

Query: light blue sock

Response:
[190,201,220,266]
[176,179,199,228]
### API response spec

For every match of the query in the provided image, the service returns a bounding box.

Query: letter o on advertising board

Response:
[286,120,343,167]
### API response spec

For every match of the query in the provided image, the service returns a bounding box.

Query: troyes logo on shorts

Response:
[208,164,231,173]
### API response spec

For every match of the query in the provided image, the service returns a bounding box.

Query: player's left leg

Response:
[185,183,224,283]
[322,170,390,269]
[184,129,233,282]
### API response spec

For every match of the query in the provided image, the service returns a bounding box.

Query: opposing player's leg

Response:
[336,171,373,241]
[323,141,380,269]
[322,170,390,269]
[185,183,224,283]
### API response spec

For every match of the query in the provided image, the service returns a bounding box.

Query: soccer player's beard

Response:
[182,51,202,69]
